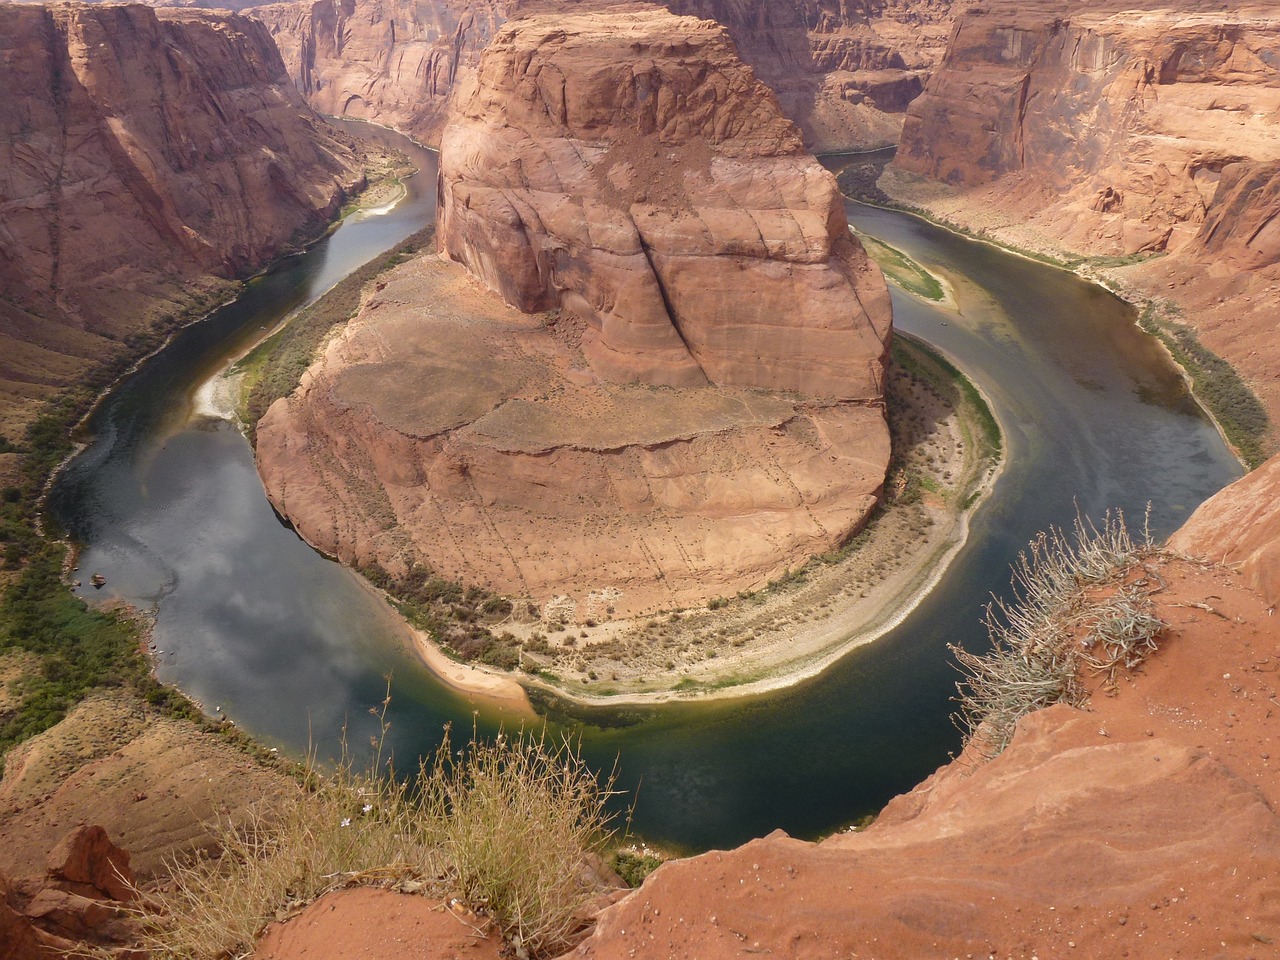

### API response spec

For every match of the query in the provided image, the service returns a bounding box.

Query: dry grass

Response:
[952,508,1166,758]
[138,693,618,960]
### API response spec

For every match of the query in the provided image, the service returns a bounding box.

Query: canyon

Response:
[0,2,365,442]
[887,0,1280,439]
[248,0,957,152]
[255,8,893,617]
[2,0,1280,958]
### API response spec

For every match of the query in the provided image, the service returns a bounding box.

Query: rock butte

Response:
[252,7,890,616]
[251,0,957,152]
[256,9,894,617]
[0,2,364,439]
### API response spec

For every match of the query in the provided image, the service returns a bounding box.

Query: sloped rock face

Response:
[0,826,141,960]
[1171,450,1280,606]
[256,255,889,617]
[438,10,891,399]
[251,0,956,151]
[564,552,1280,959]
[0,2,363,438]
[892,0,1280,258]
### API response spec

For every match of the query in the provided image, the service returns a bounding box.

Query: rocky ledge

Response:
[255,8,892,618]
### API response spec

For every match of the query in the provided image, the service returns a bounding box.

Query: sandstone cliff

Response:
[250,0,956,151]
[437,10,891,397]
[884,0,1280,448]
[893,0,1280,257]
[0,2,365,439]
[255,9,892,617]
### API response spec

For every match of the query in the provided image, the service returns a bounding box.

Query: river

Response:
[47,126,1243,853]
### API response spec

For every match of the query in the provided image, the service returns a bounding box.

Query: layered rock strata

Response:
[885,0,1280,443]
[250,0,956,151]
[893,0,1280,257]
[0,2,364,438]
[438,11,891,398]
[257,10,892,617]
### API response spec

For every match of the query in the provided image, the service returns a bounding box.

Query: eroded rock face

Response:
[1171,451,1280,606]
[256,255,889,616]
[438,10,891,399]
[892,0,1280,258]
[251,0,956,151]
[0,2,363,438]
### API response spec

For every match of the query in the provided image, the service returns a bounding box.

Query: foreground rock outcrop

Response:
[0,2,364,439]
[251,0,957,151]
[256,9,891,617]
[1,825,141,959]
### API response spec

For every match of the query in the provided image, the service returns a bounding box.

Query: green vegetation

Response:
[142,716,620,959]
[893,335,1002,462]
[856,231,946,302]
[0,285,227,756]
[611,848,663,887]
[236,226,437,442]
[952,510,1163,758]
[362,560,520,668]
[1139,301,1270,468]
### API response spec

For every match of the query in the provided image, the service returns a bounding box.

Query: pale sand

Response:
[408,625,536,717]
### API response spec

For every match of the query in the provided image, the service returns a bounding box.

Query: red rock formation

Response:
[1171,451,1280,606]
[256,9,891,617]
[892,0,1280,258]
[251,0,955,151]
[562,552,1280,959]
[885,0,1280,444]
[0,826,141,959]
[438,9,891,398]
[0,2,364,437]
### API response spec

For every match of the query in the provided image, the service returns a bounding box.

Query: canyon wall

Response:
[0,2,365,439]
[885,0,1280,440]
[249,0,958,151]
[893,0,1280,257]
[255,8,892,617]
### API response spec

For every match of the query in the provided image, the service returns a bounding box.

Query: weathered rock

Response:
[256,255,889,617]
[893,0,1280,258]
[257,9,891,616]
[1171,451,1280,605]
[438,9,891,399]
[251,0,955,151]
[562,554,1280,959]
[46,825,136,903]
[0,2,364,440]
[884,0,1280,439]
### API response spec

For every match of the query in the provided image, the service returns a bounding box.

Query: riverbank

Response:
[876,166,1267,469]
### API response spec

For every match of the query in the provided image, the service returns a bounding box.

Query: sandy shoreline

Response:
[407,625,536,717]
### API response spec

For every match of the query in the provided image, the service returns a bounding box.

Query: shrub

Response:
[951,509,1164,757]
[140,711,618,960]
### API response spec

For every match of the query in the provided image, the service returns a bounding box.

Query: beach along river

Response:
[47,128,1243,853]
